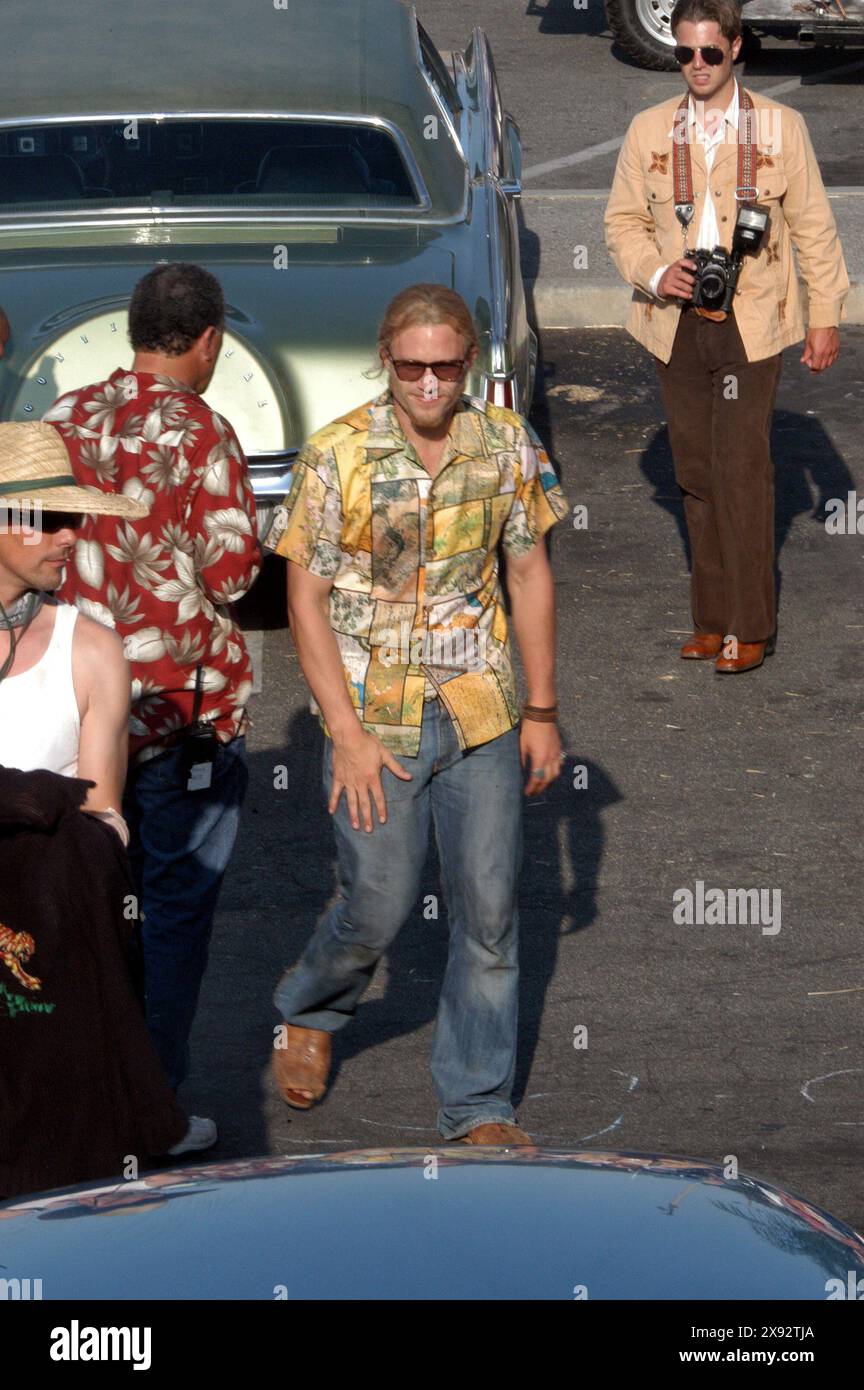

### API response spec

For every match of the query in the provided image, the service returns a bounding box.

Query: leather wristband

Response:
[522,704,558,723]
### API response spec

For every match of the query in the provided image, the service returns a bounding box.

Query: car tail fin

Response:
[484,375,515,410]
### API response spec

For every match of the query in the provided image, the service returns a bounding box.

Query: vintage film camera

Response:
[690,203,770,313]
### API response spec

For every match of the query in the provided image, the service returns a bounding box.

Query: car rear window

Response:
[0,120,419,212]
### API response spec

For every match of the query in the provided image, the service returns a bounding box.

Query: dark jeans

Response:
[655,308,783,642]
[274,699,523,1140]
[123,735,248,1090]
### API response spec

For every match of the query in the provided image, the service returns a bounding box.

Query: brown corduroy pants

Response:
[654,308,783,643]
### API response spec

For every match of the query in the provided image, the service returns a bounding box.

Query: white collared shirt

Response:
[650,81,740,299]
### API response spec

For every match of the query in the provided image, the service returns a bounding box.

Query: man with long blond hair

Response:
[265,284,569,1144]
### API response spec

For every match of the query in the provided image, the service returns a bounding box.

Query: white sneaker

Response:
[167,1116,218,1155]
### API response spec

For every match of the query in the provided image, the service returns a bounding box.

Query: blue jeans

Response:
[124,735,248,1090]
[274,700,523,1140]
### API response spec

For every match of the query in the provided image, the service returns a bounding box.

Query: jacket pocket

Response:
[646,177,676,217]
[757,172,788,204]
[645,176,682,251]
[761,172,788,246]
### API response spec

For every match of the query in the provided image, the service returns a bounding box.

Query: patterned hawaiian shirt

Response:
[265,391,569,755]
[50,369,260,765]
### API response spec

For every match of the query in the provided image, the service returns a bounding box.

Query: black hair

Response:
[128,262,224,355]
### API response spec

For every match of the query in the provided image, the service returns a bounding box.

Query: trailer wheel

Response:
[605,0,679,70]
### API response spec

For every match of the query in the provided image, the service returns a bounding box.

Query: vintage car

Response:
[606,0,864,70]
[0,0,534,535]
[2,1146,863,1299]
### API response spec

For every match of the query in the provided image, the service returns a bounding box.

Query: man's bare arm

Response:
[73,616,131,812]
[507,539,557,705]
[507,539,562,797]
[286,562,410,832]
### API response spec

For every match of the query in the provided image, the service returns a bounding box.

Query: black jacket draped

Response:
[0,765,187,1199]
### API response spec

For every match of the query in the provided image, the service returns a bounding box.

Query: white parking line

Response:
[522,57,864,180]
[523,135,626,180]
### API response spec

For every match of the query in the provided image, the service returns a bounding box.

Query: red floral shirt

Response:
[52,369,260,764]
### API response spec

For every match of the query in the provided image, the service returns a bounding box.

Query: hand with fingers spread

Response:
[329,727,412,832]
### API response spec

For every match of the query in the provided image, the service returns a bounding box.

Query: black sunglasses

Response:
[39,510,86,533]
[674,44,727,65]
[387,355,467,383]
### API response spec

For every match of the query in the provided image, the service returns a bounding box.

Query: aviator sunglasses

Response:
[674,44,727,65]
[387,354,467,383]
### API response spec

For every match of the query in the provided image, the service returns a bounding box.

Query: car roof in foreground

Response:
[0,0,421,125]
[2,1148,863,1299]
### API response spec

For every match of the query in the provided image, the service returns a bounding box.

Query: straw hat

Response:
[0,421,149,519]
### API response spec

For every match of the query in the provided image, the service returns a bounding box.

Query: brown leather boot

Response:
[680,632,724,659]
[715,637,775,674]
[272,1024,331,1110]
[457,1123,534,1146]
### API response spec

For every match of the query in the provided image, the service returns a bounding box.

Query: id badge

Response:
[181,725,218,791]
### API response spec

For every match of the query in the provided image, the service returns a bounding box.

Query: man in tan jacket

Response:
[605,0,848,672]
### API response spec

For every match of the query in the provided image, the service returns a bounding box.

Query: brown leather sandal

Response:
[272,1024,332,1110]
[457,1123,534,1146]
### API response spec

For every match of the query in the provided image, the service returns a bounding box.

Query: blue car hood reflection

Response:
[2,1148,862,1300]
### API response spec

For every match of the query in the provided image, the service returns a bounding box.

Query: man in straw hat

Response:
[0,420,217,1159]
[0,420,143,829]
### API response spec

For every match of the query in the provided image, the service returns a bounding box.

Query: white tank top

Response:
[0,602,81,777]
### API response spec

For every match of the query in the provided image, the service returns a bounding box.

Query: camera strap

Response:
[182,665,217,791]
[672,81,758,238]
[190,663,204,728]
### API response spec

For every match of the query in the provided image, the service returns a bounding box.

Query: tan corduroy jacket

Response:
[604,86,849,363]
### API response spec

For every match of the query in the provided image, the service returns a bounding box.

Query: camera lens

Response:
[700,271,726,306]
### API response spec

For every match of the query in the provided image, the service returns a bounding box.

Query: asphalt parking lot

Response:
[3,0,859,1248]
[185,323,864,1234]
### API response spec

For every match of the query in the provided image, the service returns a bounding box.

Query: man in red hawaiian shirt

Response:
[53,262,260,1093]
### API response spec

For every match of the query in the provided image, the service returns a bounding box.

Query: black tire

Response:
[605,0,680,71]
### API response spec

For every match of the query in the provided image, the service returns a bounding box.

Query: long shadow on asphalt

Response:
[639,410,855,627]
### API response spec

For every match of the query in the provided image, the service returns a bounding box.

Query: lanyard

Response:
[0,591,43,684]
[672,81,758,240]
